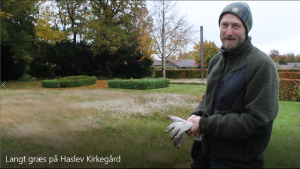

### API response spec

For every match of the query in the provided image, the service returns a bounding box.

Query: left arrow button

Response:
[2,81,6,88]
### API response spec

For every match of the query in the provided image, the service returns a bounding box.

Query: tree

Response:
[1,0,38,80]
[269,49,300,63]
[190,40,219,68]
[296,55,300,62]
[35,1,67,45]
[148,0,196,77]
[1,0,155,79]
[133,3,155,59]
[278,55,287,65]
[32,40,96,77]
[177,51,195,60]
[110,42,153,79]
[269,49,279,62]
[86,0,151,77]
[1,44,26,81]
[284,53,295,63]
[54,0,89,45]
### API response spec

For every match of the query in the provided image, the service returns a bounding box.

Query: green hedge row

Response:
[155,69,208,78]
[277,68,300,72]
[279,78,300,101]
[108,78,170,90]
[41,76,97,88]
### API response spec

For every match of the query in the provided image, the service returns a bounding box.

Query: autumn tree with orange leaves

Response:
[269,49,300,65]
[190,40,220,68]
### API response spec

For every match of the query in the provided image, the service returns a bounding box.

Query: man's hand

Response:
[186,115,198,123]
[186,116,204,138]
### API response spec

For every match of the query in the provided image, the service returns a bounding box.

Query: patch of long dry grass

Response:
[1,90,142,145]
[72,93,199,116]
[1,89,200,137]
[1,88,201,168]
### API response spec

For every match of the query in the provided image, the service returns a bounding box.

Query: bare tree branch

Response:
[148,0,196,60]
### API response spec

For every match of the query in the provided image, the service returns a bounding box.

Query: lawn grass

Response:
[1,80,299,168]
[104,83,206,95]
[264,101,300,168]
[0,80,206,95]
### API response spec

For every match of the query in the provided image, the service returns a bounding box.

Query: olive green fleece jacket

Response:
[191,37,279,168]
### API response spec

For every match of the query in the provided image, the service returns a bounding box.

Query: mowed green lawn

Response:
[0,80,299,168]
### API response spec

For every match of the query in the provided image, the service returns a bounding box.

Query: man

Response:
[186,2,279,168]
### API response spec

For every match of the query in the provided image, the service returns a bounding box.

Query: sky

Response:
[174,1,300,56]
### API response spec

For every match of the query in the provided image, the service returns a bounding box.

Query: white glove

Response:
[164,115,193,149]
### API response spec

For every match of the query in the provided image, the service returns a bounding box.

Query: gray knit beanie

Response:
[219,2,253,35]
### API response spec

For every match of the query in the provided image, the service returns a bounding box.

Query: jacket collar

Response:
[220,36,253,59]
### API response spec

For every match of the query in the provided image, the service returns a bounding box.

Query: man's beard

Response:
[220,35,245,52]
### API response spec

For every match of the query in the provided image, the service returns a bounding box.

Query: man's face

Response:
[220,13,246,52]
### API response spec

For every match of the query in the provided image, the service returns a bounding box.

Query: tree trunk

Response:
[162,0,166,78]
[100,56,107,77]
[73,32,77,45]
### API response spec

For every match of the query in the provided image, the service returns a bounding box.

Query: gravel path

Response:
[169,78,207,85]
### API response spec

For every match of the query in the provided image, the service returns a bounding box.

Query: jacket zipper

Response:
[206,55,228,157]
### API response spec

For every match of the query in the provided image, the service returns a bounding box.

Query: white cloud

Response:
[255,33,300,55]
[175,1,300,55]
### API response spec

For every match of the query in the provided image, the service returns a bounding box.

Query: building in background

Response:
[166,59,198,69]
[153,59,201,69]
[275,62,300,69]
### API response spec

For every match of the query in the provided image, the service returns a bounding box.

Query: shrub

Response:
[186,66,199,69]
[166,66,177,69]
[18,74,32,81]
[278,72,300,79]
[277,68,300,72]
[108,78,170,90]
[279,79,300,101]
[154,69,300,79]
[41,76,97,88]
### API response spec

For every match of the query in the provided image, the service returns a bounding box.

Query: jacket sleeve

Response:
[190,94,206,117]
[199,55,279,141]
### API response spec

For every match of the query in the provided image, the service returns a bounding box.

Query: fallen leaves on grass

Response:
[3,80,109,90]
[48,80,109,90]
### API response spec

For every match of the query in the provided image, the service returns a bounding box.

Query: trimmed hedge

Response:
[155,69,208,79]
[278,72,300,79]
[153,68,300,79]
[277,68,300,72]
[279,78,300,101]
[41,76,97,88]
[108,78,170,90]
[152,68,300,101]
